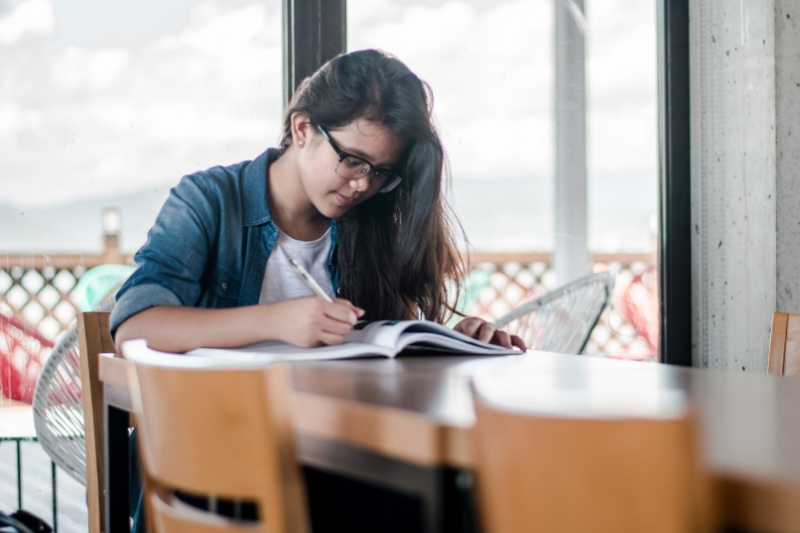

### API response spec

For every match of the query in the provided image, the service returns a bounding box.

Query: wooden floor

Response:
[0,440,89,532]
[0,397,88,533]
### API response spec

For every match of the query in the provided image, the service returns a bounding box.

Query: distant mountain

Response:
[0,188,171,253]
[0,173,655,255]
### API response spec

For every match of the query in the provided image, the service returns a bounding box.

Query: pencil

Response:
[282,247,334,303]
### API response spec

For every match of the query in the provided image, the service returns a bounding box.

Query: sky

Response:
[0,0,658,251]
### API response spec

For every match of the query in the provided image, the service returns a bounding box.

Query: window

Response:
[0,0,283,252]
[349,0,659,358]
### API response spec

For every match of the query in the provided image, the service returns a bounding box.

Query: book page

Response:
[346,320,519,354]
[344,320,410,348]
[187,340,394,362]
[185,320,518,362]
[395,332,517,355]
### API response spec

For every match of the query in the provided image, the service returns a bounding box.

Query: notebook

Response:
[186,320,521,362]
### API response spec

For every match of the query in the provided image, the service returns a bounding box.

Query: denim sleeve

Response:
[110,174,220,337]
[109,284,183,338]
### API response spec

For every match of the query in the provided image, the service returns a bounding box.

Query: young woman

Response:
[111,49,525,352]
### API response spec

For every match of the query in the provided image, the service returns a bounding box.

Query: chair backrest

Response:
[768,312,800,376]
[472,391,716,533]
[78,310,116,533]
[493,271,615,354]
[32,322,85,483]
[125,343,309,533]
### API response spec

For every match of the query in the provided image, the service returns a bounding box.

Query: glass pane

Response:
[585,0,658,360]
[0,0,282,342]
[587,0,657,254]
[0,0,283,253]
[349,0,554,253]
[350,0,658,359]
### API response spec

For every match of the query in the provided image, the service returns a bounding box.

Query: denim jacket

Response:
[109,148,340,337]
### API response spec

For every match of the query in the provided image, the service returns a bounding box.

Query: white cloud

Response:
[0,0,656,219]
[349,0,555,180]
[0,0,56,45]
[586,0,657,174]
[0,0,283,206]
[86,49,132,91]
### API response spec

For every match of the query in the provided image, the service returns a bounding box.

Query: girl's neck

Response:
[267,149,330,241]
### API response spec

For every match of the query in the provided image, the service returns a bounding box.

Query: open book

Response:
[187,320,520,362]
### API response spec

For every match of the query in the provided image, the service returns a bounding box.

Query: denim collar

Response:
[242,148,279,227]
[241,148,339,244]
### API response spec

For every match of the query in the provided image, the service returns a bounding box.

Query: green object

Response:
[447,268,493,326]
[72,264,135,311]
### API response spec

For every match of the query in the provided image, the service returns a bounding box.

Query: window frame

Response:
[657,0,692,366]
[282,0,347,108]
[288,0,692,366]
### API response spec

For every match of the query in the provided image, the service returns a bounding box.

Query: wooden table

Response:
[100,352,800,533]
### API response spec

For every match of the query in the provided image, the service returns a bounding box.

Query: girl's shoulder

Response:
[169,149,276,216]
[177,158,253,197]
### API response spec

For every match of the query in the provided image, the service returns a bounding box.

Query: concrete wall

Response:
[775,1,800,314]
[690,0,777,371]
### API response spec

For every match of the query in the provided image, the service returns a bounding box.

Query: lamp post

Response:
[102,208,123,264]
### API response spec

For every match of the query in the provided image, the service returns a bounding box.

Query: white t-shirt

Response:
[258,228,335,304]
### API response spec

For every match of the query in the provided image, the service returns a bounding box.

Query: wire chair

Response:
[32,296,117,485]
[494,271,615,355]
[0,315,54,404]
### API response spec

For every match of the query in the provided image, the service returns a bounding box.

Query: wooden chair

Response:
[471,390,717,533]
[123,340,309,533]
[768,312,800,376]
[77,311,116,533]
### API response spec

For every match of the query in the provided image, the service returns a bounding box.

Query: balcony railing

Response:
[0,235,133,340]
[0,239,657,361]
[461,252,657,361]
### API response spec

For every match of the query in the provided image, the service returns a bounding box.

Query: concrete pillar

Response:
[775,1,800,313]
[689,0,800,371]
[554,0,589,285]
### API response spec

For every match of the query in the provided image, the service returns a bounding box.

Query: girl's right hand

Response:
[273,297,364,347]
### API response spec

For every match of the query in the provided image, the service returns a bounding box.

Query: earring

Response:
[298,140,304,146]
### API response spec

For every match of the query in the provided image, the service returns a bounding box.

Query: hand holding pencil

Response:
[275,245,364,347]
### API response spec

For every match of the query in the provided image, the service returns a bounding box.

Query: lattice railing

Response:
[0,235,131,342]
[458,253,658,361]
[0,265,86,342]
[0,248,657,360]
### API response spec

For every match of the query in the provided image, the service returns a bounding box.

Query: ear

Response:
[290,112,314,147]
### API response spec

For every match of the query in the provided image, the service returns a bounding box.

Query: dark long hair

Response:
[279,49,463,323]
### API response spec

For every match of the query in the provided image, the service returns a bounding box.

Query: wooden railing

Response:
[0,235,132,270]
[0,239,657,359]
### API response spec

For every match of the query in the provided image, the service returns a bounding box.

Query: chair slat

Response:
[785,314,800,376]
[768,312,788,375]
[78,311,115,533]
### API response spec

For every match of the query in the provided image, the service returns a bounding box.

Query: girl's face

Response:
[295,116,407,218]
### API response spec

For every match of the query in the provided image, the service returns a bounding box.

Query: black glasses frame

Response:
[315,125,402,193]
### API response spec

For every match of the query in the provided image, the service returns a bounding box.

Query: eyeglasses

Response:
[316,125,403,193]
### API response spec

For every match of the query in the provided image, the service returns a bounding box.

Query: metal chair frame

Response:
[32,298,116,486]
[494,271,616,354]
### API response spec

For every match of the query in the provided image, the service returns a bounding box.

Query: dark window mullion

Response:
[283,0,347,109]
[657,0,692,366]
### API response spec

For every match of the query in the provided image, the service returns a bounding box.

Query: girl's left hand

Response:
[453,317,527,351]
